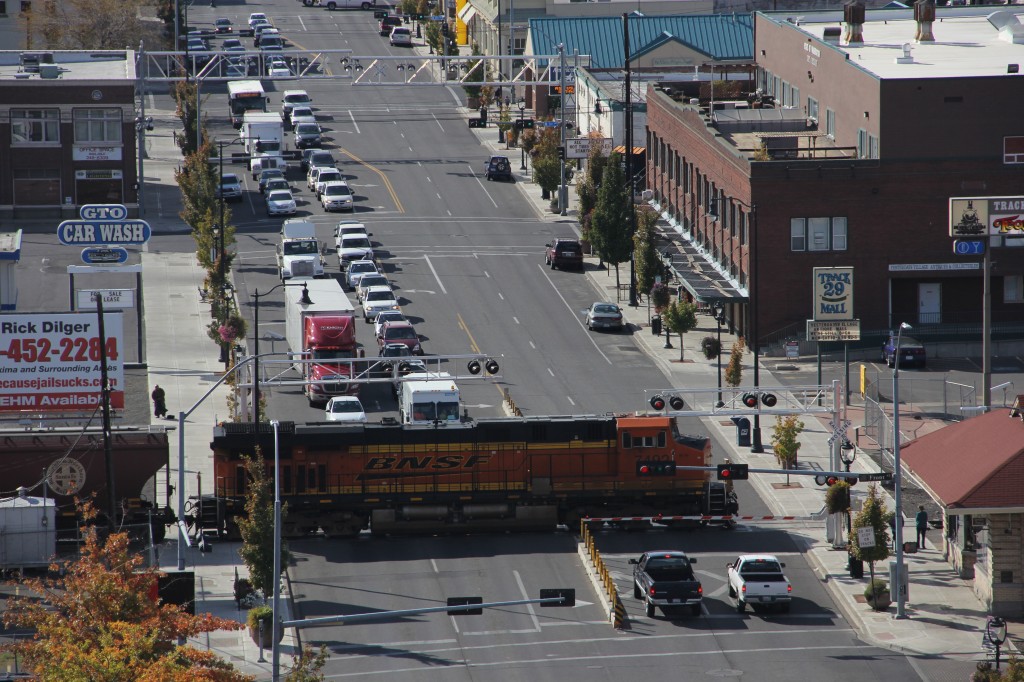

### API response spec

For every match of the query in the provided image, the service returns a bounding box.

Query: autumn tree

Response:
[284,644,330,682]
[237,451,290,599]
[34,0,161,49]
[770,415,804,470]
[725,339,745,387]
[663,299,699,362]
[2,502,251,681]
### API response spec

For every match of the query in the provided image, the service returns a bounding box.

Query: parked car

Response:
[881,333,926,368]
[306,150,337,172]
[340,235,376,269]
[630,550,703,619]
[390,27,413,47]
[254,27,280,48]
[374,309,407,337]
[217,174,243,202]
[306,165,331,191]
[258,36,284,52]
[321,181,354,212]
[289,106,316,129]
[293,122,322,148]
[215,18,233,33]
[301,148,324,172]
[345,259,379,289]
[324,396,367,423]
[266,189,297,216]
[376,320,422,355]
[545,238,584,270]
[355,273,389,302]
[484,155,513,181]
[584,302,623,332]
[362,286,400,322]
[379,15,402,36]
[282,89,312,118]
[222,38,242,50]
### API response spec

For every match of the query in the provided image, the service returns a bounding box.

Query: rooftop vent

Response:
[39,63,60,79]
[895,43,914,64]
[823,27,842,45]
[19,52,53,73]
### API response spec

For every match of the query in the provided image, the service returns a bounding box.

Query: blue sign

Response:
[541,121,560,128]
[80,204,128,221]
[58,219,152,246]
[953,239,985,256]
[81,247,130,265]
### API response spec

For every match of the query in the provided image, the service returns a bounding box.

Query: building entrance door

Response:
[918,282,941,324]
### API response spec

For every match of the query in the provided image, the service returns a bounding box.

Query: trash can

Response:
[651,315,662,336]
[848,554,864,579]
[479,106,488,125]
[731,417,751,447]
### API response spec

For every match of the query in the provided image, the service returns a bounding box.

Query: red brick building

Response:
[646,3,1024,348]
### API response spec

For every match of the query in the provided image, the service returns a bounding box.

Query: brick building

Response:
[0,51,139,220]
[646,4,1024,348]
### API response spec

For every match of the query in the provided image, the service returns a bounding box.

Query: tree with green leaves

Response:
[633,206,660,300]
[591,152,633,289]
[663,299,699,361]
[400,0,417,15]
[650,282,671,313]
[462,42,487,101]
[770,415,804,485]
[424,20,441,54]
[2,502,251,681]
[725,339,745,387]
[171,79,205,157]
[237,451,290,599]
[531,126,561,200]
[850,484,892,604]
[585,135,610,190]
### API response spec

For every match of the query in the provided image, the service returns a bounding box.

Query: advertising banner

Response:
[0,312,124,412]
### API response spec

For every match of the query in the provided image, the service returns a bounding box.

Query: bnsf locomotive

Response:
[204,414,738,537]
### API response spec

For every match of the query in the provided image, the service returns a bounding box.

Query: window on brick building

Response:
[791,217,847,251]
[1004,136,1024,164]
[74,108,122,143]
[808,97,819,122]
[12,109,60,143]
[857,129,868,158]
[826,109,836,139]
[791,219,806,251]
[868,135,879,159]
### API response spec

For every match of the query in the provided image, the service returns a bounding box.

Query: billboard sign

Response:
[812,267,853,320]
[950,196,1024,237]
[57,204,151,247]
[0,312,124,412]
[565,136,613,159]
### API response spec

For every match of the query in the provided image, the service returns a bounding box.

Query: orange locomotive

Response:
[204,414,738,537]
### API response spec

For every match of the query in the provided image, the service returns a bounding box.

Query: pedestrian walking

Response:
[151,385,167,418]
[916,505,928,549]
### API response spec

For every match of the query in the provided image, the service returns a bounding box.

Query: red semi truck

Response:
[284,278,360,407]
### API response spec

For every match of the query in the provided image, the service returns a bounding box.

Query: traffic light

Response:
[441,21,449,36]
[716,463,749,480]
[741,392,777,408]
[521,118,534,129]
[636,460,677,476]
[557,146,565,160]
[815,475,858,487]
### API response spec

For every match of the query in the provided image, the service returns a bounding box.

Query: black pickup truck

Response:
[630,550,703,618]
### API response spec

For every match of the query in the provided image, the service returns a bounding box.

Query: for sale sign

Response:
[0,312,124,412]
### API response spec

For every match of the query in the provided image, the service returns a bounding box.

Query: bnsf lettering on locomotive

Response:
[364,454,493,471]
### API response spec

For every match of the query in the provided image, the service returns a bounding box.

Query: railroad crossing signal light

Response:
[446,596,483,615]
[636,460,677,476]
[650,395,666,410]
[539,588,575,607]
[650,395,684,411]
[668,395,685,410]
[716,463,749,480]
[742,392,777,408]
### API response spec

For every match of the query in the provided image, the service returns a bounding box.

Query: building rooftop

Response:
[0,50,135,82]
[773,7,1024,80]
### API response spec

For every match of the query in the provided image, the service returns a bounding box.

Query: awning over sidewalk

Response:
[654,220,746,306]
[458,4,477,23]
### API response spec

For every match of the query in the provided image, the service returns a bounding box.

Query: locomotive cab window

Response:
[622,431,668,448]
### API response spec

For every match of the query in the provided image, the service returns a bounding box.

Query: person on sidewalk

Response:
[916,505,928,549]
[151,385,167,418]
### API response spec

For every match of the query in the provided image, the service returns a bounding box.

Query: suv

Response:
[218,174,243,202]
[545,239,584,271]
[485,155,513,181]
[362,285,400,322]
[377,320,422,355]
[379,15,402,35]
[281,89,312,117]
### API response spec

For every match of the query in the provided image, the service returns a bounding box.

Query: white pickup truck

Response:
[726,554,792,613]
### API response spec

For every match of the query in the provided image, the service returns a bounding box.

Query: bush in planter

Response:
[701,336,721,361]
[247,604,276,646]
[825,480,851,514]
[863,578,890,610]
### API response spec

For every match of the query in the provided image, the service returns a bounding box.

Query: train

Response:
[0,427,174,541]
[203,414,738,537]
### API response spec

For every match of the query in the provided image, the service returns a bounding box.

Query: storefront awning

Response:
[457,4,477,23]
[654,220,746,306]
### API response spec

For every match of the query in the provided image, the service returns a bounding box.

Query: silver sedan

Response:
[584,302,624,331]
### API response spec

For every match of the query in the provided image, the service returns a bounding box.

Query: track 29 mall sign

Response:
[807,267,861,342]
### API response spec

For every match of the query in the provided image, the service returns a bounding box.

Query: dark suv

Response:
[485,155,513,181]
[545,239,584,271]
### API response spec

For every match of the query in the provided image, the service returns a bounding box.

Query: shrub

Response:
[701,336,721,360]
[863,579,888,599]
[825,480,851,514]
[247,604,273,631]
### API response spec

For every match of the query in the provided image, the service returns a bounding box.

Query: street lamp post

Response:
[892,320,911,619]
[623,13,637,306]
[988,616,1007,670]
[271,420,283,682]
[517,98,526,170]
[253,283,312,428]
[713,301,725,407]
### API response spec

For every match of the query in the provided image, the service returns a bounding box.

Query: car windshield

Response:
[593,304,619,314]
[366,291,393,302]
[296,123,319,134]
[292,108,313,118]
[325,185,350,196]
[261,171,283,183]
[287,94,311,104]
[385,327,416,340]
[318,172,342,183]
[897,336,922,346]
[222,176,239,186]
[360,276,387,288]
[283,240,318,255]
[311,154,335,165]
[265,180,288,191]
[344,238,371,249]
[268,192,292,202]
[350,263,376,274]
[330,401,362,413]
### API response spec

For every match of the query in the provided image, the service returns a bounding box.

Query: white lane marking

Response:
[332,638,458,651]
[447,209,452,216]
[567,396,575,406]
[468,164,498,208]
[348,110,361,135]
[529,341,536,349]
[426,176,432,183]
[436,193,442,200]
[484,270,490,278]
[297,15,306,31]
[547,368,555,377]
[424,255,447,295]
[512,316,519,324]
[497,292,504,301]
[430,559,439,573]
[432,113,444,131]
[514,569,542,633]
[537,263,612,365]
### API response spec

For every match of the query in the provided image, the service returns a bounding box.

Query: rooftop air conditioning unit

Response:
[39,64,60,79]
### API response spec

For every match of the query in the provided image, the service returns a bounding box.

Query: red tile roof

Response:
[901,409,1024,509]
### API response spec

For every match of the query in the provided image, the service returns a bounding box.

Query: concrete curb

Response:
[576,541,613,624]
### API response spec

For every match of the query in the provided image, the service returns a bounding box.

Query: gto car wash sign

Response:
[57,204,152,247]
[0,312,125,412]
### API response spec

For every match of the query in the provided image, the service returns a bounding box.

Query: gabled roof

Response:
[900,409,1024,511]
[527,14,753,70]
[630,31,714,62]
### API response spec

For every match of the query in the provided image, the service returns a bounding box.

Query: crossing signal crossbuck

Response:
[717,463,749,480]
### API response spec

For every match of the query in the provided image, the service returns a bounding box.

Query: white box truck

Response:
[284,278,359,406]
[277,218,326,280]
[399,372,462,426]
[240,111,285,171]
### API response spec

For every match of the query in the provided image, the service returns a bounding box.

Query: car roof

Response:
[283,89,309,97]
[222,173,240,181]
[350,260,376,268]
[364,285,393,293]
[268,191,293,199]
[322,180,350,189]
[381,320,414,330]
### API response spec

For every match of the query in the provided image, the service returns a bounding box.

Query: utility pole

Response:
[624,12,637,307]
[96,297,116,525]
[558,43,567,216]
